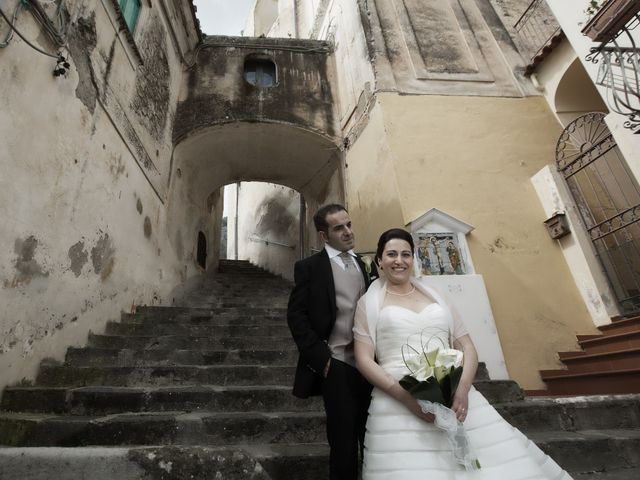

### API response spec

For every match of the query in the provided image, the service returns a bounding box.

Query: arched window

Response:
[197,231,207,270]
[244,57,277,88]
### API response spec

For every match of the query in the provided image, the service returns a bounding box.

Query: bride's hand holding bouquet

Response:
[399,331,480,470]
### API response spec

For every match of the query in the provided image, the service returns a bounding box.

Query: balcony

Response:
[582,0,639,42]
[583,0,640,133]
[514,0,564,75]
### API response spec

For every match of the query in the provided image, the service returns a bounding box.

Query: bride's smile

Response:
[378,238,413,291]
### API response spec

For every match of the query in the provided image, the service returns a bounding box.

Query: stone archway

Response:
[167,121,344,279]
[554,57,607,126]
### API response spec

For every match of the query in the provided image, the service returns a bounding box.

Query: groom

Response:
[287,204,378,480]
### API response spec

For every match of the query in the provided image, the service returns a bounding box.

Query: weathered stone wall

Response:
[0,0,199,389]
[169,34,345,279]
[174,35,338,142]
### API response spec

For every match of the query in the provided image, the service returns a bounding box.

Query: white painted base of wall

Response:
[531,165,619,326]
[418,274,509,381]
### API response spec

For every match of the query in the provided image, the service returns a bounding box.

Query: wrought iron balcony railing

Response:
[514,0,563,75]
[584,1,640,133]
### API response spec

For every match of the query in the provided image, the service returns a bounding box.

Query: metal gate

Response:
[556,112,640,315]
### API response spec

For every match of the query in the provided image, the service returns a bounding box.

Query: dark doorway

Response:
[197,231,207,270]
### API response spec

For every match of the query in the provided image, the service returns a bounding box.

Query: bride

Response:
[353,228,573,479]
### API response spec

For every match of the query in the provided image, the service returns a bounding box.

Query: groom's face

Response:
[320,210,355,252]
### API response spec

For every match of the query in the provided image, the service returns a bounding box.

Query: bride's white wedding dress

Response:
[356,281,573,480]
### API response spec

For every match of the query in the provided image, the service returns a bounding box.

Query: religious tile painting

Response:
[415,233,465,275]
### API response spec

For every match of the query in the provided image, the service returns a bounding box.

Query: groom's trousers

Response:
[321,358,372,480]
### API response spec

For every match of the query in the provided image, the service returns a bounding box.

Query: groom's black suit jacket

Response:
[287,249,377,398]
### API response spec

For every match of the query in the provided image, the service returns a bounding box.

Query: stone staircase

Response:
[538,315,640,395]
[0,260,638,479]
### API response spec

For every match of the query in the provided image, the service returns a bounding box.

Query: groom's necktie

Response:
[339,251,355,270]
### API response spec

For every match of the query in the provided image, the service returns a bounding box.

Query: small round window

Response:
[244,57,276,87]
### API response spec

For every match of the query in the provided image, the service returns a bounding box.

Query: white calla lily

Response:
[435,348,464,369]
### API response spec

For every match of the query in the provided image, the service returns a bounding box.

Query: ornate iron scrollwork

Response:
[555,112,640,315]
[585,13,640,133]
[556,112,615,178]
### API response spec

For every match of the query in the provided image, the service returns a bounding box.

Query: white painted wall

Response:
[531,166,619,325]
[235,182,301,280]
[534,39,607,126]
[419,275,509,380]
[252,0,375,131]
[246,0,279,36]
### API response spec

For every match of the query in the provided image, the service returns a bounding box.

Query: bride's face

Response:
[378,239,413,285]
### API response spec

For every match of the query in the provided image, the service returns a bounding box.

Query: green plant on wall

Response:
[585,0,610,18]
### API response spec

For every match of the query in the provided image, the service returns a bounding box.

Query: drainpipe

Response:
[293,0,299,38]
[299,193,306,260]
[235,182,240,260]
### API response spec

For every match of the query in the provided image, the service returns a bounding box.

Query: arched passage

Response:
[554,57,607,126]
[167,121,344,279]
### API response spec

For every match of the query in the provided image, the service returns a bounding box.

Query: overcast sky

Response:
[193,0,256,36]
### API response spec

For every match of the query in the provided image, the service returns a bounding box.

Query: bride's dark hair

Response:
[376,228,415,263]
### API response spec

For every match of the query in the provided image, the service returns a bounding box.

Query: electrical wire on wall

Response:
[0,0,70,76]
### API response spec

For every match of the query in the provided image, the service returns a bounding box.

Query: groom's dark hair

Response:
[313,204,348,233]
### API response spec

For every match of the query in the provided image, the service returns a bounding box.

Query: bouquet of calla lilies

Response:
[399,330,481,470]
[400,346,464,408]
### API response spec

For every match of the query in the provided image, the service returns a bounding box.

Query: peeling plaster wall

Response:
[173,35,338,142]
[0,0,199,389]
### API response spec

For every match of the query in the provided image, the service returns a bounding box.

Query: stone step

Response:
[210,278,293,284]
[133,305,288,319]
[1,444,637,480]
[105,321,290,337]
[494,395,640,432]
[530,428,640,474]
[574,467,640,479]
[217,267,276,274]
[578,330,640,354]
[120,312,285,325]
[35,365,295,387]
[0,385,321,415]
[4,414,635,477]
[64,347,297,367]
[247,443,328,480]
[472,380,523,404]
[0,446,273,480]
[558,347,640,373]
[216,273,282,280]
[87,333,296,350]
[599,316,640,335]
[214,301,289,308]
[539,368,640,395]
[0,411,325,447]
